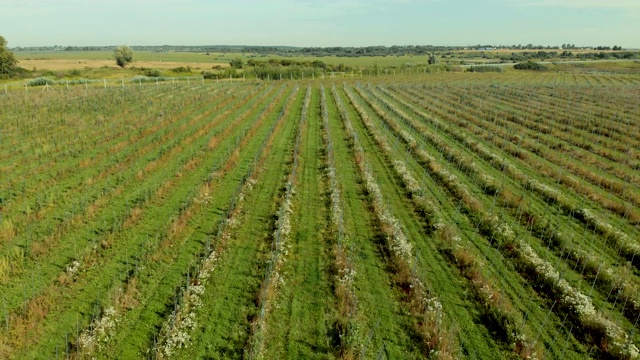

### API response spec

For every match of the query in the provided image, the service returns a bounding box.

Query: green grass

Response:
[172,85,305,360]
[7,84,280,359]
[335,85,507,359]
[350,84,590,358]
[259,87,335,359]
[324,85,433,359]
[1,70,639,359]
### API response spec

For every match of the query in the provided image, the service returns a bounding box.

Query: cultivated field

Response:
[1,72,639,359]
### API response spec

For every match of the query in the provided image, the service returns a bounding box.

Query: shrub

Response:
[201,71,218,79]
[172,66,191,73]
[40,70,59,78]
[130,75,152,83]
[26,77,55,86]
[514,61,547,71]
[229,58,243,69]
[144,68,162,77]
[468,65,505,73]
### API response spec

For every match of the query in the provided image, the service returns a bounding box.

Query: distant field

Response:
[15,50,437,68]
[10,51,640,85]
[15,51,223,62]
[1,71,639,359]
[15,51,230,71]
[18,59,229,72]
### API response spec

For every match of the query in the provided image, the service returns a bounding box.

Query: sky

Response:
[1,0,639,48]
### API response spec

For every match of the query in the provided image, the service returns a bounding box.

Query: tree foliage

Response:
[114,45,133,68]
[0,35,18,76]
[514,61,547,71]
[467,65,504,73]
[428,53,439,65]
[229,58,243,69]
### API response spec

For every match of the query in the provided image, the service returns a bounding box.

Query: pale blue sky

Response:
[2,0,639,48]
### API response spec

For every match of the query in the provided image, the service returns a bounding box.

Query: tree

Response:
[428,53,439,65]
[229,58,243,69]
[0,35,18,75]
[114,45,133,68]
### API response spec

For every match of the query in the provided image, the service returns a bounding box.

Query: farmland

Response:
[1,71,639,359]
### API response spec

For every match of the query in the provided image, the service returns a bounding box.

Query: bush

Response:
[514,61,547,71]
[40,70,59,78]
[0,66,28,80]
[467,66,505,73]
[172,66,191,73]
[26,77,55,86]
[229,58,243,69]
[66,79,94,85]
[130,75,151,83]
[144,68,162,77]
[201,71,218,79]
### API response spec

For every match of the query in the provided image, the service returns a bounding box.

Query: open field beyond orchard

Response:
[1,71,639,359]
[17,59,229,72]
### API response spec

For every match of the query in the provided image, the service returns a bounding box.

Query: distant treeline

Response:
[246,58,350,71]
[450,49,639,63]
[501,51,638,62]
[12,45,459,57]
[11,44,635,58]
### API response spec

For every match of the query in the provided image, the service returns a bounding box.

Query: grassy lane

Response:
[390,85,640,245]
[396,85,640,221]
[0,86,182,175]
[0,85,247,262]
[248,86,310,358]
[437,85,640,194]
[0,84,231,202]
[367,81,640,323]
[0,85,233,256]
[99,85,296,360]
[486,85,640,146]
[0,85,282,359]
[371,84,640,279]
[0,85,188,204]
[380,84,640,307]
[324,85,426,359]
[355,84,639,355]
[171,86,305,359]
[260,87,334,359]
[155,85,300,359]
[490,85,640,154]
[348,83,588,358]
[335,84,502,359]
[452,84,640,207]
[0,85,263,318]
